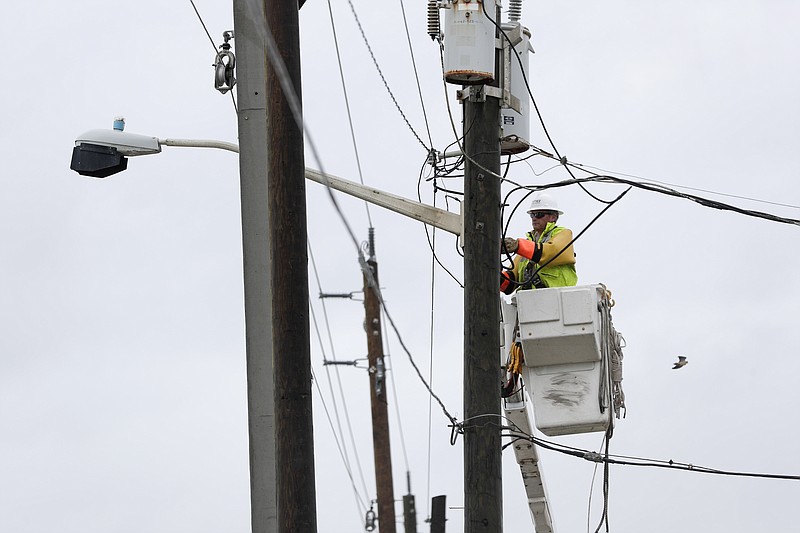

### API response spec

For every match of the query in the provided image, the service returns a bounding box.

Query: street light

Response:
[70,118,239,178]
[70,120,463,237]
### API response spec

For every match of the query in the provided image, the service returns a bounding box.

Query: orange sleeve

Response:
[515,238,538,260]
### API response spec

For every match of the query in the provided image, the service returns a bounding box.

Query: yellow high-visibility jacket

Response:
[503,222,577,292]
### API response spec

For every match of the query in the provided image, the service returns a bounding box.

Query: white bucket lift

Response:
[501,284,625,532]
[502,284,624,436]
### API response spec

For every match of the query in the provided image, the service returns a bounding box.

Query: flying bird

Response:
[672,356,688,370]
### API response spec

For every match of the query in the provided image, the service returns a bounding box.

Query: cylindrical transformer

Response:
[443,0,495,85]
[500,23,533,155]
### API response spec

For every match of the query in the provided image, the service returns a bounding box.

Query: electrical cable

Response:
[242,0,459,468]
[586,460,600,533]
[538,173,800,227]
[189,0,216,51]
[187,0,237,112]
[397,0,435,148]
[378,282,459,428]
[345,0,430,150]
[500,187,632,291]
[425,193,438,519]
[568,161,800,211]
[501,426,800,481]
[308,242,373,508]
[592,434,611,533]
[480,2,611,204]
[437,42,481,181]
[383,322,411,474]
[325,0,373,227]
[264,1,460,428]
[417,155,464,288]
[308,316,369,519]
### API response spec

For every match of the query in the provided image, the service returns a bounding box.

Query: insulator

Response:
[507,0,523,22]
[427,0,440,41]
[365,508,377,532]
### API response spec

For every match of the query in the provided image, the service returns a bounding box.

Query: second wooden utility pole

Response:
[265,0,317,532]
[363,229,397,533]
[462,25,504,533]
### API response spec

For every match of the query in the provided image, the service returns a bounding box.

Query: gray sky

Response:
[2,1,799,532]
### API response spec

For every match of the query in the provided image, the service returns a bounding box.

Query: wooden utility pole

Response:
[265,0,317,532]
[430,495,447,533]
[402,472,417,533]
[402,493,417,533]
[462,13,504,533]
[363,229,397,533]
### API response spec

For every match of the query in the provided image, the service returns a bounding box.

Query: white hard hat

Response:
[527,192,563,215]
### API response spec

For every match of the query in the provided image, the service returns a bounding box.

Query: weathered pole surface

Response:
[265,0,317,532]
[462,41,503,533]
[232,1,276,531]
[363,231,397,533]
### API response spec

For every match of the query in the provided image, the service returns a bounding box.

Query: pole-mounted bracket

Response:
[499,23,523,114]
[460,85,519,115]
[457,85,493,103]
[457,85,485,102]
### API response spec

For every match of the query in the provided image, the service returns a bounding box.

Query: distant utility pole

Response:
[429,495,447,533]
[461,10,504,533]
[363,229,397,533]
[403,473,417,533]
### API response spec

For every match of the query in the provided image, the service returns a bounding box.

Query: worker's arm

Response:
[514,229,576,267]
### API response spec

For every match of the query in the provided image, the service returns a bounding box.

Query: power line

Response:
[345,0,430,150]
[567,160,800,211]
[503,426,800,482]
[539,174,800,227]
[325,0,373,228]
[397,0,435,148]
[308,242,373,508]
[417,155,464,289]
[500,184,632,290]
[480,2,610,205]
[188,0,217,51]
[308,360,369,518]
[241,0,458,434]
[187,0,237,111]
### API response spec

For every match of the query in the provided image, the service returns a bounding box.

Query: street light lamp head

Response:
[70,126,162,178]
[74,128,161,157]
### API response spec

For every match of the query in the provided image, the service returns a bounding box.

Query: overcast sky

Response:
[2,1,799,532]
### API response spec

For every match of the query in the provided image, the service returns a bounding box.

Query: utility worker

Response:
[500,192,577,294]
[499,192,577,397]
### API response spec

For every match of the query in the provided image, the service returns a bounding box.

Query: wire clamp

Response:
[583,451,603,463]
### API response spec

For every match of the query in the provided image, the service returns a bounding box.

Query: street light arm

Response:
[73,128,462,236]
[159,138,240,153]
[305,168,463,237]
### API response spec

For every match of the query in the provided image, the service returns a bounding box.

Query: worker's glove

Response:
[500,270,516,295]
[503,237,519,254]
